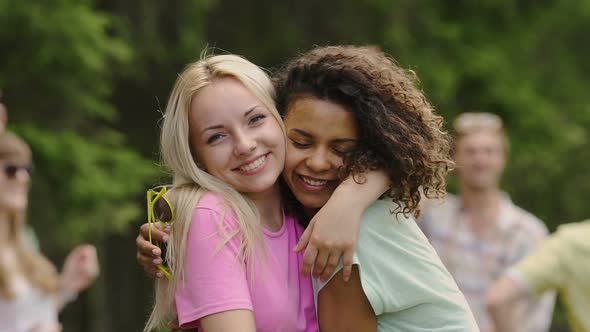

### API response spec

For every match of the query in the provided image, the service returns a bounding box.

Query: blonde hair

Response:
[0,132,59,300]
[453,112,508,150]
[144,52,285,331]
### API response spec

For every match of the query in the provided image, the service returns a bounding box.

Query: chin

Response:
[242,177,280,194]
[467,181,496,191]
[295,194,330,210]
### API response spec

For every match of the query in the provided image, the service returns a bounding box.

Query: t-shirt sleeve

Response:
[315,204,426,316]
[511,229,566,296]
[316,253,390,316]
[317,200,473,319]
[175,206,253,329]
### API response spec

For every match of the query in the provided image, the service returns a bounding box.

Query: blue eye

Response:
[249,114,266,125]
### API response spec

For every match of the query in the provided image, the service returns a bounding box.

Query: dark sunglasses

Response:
[3,164,34,178]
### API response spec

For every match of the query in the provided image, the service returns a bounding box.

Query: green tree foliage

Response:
[0,0,156,248]
[1,0,588,330]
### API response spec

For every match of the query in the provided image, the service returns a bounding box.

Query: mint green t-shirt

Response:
[315,200,479,331]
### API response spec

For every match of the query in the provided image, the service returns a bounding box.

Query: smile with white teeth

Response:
[238,154,267,172]
[301,175,328,187]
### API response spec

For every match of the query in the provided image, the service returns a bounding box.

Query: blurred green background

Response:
[1,0,589,331]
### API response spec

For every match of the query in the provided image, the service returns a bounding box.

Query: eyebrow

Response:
[289,128,357,143]
[201,106,260,134]
[290,128,312,138]
[333,138,357,144]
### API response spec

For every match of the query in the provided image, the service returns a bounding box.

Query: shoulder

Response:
[364,199,410,221]
[358,200,432,255]
[194,192,238,218]
[417,193,459,228]
[509,203,548,237]
[196,191,230,212]
[361,199,410,233]
[189,191,240,234]
[421,193,460,213]
[553,220,590,244]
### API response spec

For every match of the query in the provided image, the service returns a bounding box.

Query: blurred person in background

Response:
[0,91,7,133]
[487,219,590,332]
[0,130,99,330]
[419,112,555,332]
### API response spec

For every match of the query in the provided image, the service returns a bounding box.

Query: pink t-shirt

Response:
[175,192,317,332]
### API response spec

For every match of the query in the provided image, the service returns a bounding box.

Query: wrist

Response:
[334,179,376,210]
[58,286,78,304]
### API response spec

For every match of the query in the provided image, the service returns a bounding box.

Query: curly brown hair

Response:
[274,45,453,216]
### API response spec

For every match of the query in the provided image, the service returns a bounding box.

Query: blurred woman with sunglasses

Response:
[0,132,99,332]
[0,132,62,332]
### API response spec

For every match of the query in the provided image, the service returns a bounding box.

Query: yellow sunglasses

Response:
[147,186,176,280]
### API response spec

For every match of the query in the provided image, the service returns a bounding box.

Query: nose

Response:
[233,130,257,156]
[305,148,333,173]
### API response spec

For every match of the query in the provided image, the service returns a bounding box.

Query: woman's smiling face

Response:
[282,96,358,210]
[189,77,286,195]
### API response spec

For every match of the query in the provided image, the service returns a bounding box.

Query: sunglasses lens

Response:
[4,165,17,178]
[4,165,34,178]
[154,197,173,223]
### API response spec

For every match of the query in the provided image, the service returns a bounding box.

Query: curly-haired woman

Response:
[274,45,478,331]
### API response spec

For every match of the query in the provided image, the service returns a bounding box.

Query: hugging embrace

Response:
[137,45,479,332]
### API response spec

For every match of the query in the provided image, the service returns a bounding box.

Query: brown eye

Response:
[333,149,347,156]
[290,139,311,149]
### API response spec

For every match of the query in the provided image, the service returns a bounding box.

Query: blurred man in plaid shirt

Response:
[419,113,555,332]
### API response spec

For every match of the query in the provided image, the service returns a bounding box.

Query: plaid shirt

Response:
[419,193,555,332]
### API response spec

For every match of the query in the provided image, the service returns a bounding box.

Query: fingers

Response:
[74,245,97,263]
[320,252,341,282]
[78,245,99,279]
[136,231,163,260]
[312,249,330,278]
[293,226,311,252]
[294,218,315,252]
[144,265,164,279]
[136,234,164,279]
[140,222,170,243]
[137,223,169,279]
[340,250,354,282]
[301,245,318,276]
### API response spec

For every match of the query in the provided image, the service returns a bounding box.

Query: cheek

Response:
[197,145,230,175]
[272,130,287,162]
[492,155,506,170]
[333,155,345,169]
[284,145,304,174]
